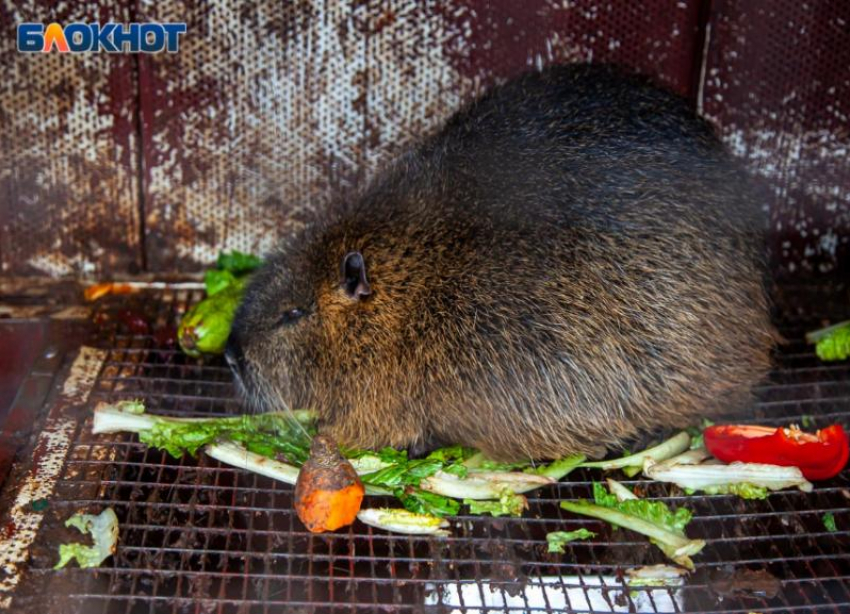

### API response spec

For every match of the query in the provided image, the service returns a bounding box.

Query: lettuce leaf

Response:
[396,488,461,517]
[686,482,769,500]
[546,528,596,553]
[54,508,119,570]
[357,508,450,536]
[592,482,692,534]
[560,482,704,569]
[203,269,240,296]
[464,488,528,517]
[216,250,263,274]
[581,432,691,472]
[138,411,314,462]
[526,454,586,480]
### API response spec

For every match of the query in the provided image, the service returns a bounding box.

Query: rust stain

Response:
[701,0,850,278]
[0,346,105,609]
[0,2,142,278]
[0,0,847,279]
[136,0,709,273]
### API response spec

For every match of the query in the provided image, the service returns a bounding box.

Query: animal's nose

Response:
[224,333,245,375]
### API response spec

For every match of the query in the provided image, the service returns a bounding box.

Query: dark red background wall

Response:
[1,0,848,279]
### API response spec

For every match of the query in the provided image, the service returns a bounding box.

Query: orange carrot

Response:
[84,282,135,302]
[294,436,365,533]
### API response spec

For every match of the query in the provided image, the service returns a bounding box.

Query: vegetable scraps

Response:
[546,528,596,553]
[92,400,315,462]
[294,436,365,533]
[464,488,528,517]
[580,432,691,473]
[92,399,841,568]
[703,424,849,481]
[54,508,119,570]
[642,445,813,495]
[357,508,450,536]
[91,401,566,527]
[823,512,837,533]
[806,319,850,362]
[560,482,705,570]
[178,250,263,357]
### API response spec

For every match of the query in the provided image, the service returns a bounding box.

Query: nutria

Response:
[227,64,776,461]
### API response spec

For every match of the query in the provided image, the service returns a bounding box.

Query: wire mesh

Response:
[12,285,850,613]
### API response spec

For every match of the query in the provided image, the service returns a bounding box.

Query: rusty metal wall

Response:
[701,0,850,278]
[0,1,143,277]
[0,0,848,277]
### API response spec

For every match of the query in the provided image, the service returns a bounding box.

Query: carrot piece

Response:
[294,436,365,533]
[84,282,135,302]
[84,283,115,302]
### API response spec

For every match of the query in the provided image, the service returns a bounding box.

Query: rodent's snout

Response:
[224,329,246,380]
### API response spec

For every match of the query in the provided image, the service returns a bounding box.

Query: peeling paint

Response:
[702,0,850,277]
[0,2,142,277]
[1,1,847,278]
[0,347,107,609]
[137,0,705,272]
[50,305,91,320]
[61,347,107,403]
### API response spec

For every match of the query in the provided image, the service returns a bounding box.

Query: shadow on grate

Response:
[15,285,850,613]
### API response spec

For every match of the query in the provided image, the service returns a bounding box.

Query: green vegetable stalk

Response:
[464,488,528,517]
[580,432,691,472]
[527,454,586,480]
[806,319,850,362]
[93,400,316,462]
[560,481,705,569]
[92,401,554,519]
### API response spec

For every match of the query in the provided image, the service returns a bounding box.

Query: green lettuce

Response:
[55,508,119,570]
[546,528,596,553]
[686,482,769,500]
[203,269,241,296]
[95,401,315,461]
[464,488,528,517]
[560,482,704,569]
[806,320,850,362]
[526,454,586,480]
[580,432,691,473]
[823,512,837,532]
[397,488,461,517]
[216,250,264,274]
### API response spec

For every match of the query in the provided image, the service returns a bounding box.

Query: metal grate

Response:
[7,284,850,613]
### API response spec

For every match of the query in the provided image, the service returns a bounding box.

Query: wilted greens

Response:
[560,481,705,569]
[464,488,528,517]
[92,401,555,520]
[806,319,850,362]
[546,528,596,553]
[823,512,837,533]
[54,508,119,570]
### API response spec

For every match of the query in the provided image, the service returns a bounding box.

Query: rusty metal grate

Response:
[6,284,850,613]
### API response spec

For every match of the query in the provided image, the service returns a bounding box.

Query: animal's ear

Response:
[340,251,371,300]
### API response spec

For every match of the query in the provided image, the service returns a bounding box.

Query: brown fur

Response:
[229,64,777,461]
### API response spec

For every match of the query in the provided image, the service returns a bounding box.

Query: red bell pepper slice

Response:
[703,423,849,481]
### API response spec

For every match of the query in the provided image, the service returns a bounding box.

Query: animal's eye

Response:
[278,308,306,327]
